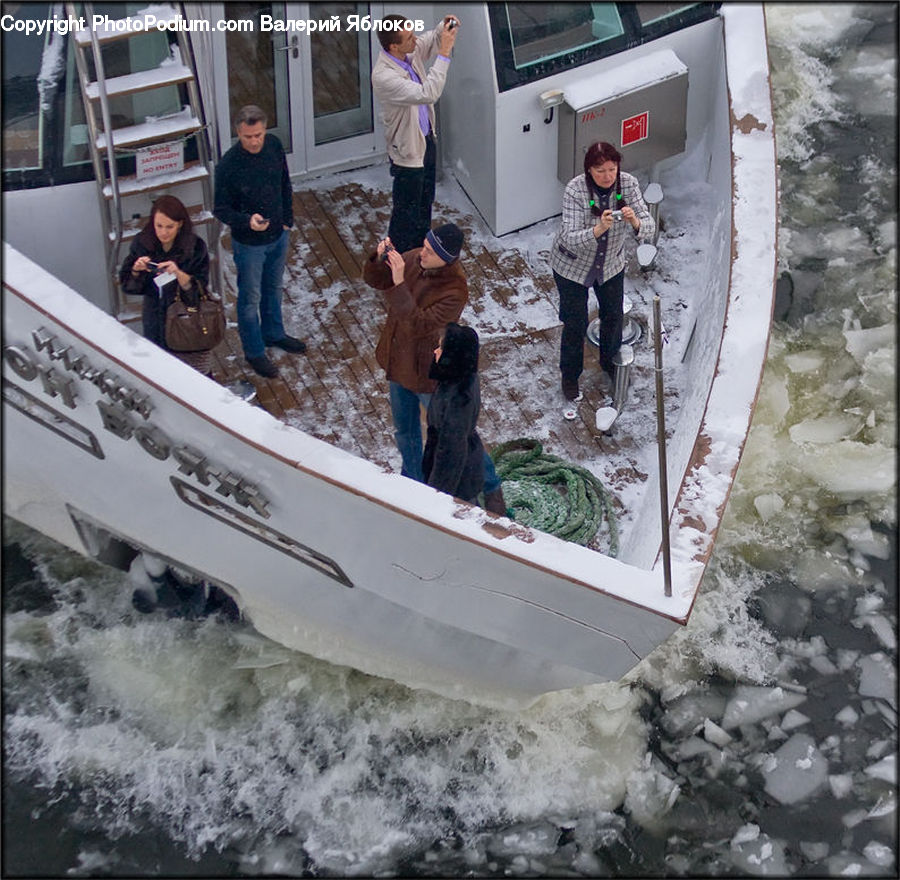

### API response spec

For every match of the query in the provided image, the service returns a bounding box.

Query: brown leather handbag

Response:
[165,283,226,352]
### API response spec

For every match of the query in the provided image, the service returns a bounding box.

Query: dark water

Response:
[3,5,897,877]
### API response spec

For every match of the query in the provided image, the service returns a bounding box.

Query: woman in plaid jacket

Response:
[550,141,655,404]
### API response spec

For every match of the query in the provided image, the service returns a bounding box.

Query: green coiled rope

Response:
[490,438,619,555]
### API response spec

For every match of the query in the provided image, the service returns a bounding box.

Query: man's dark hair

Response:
[234,104,267,129]
[377,14,410,51]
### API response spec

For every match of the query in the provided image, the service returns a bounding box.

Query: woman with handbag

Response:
[119,194,217,375]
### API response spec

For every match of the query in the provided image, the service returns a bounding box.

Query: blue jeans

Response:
[232,230,289,359]
[389,381,501,493]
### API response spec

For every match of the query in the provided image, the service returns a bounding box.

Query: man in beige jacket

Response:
[372,14,458,254]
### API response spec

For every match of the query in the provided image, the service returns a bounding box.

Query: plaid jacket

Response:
[550,171,655,285]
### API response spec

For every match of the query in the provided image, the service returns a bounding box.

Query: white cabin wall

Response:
[3,183,109,311]
[437,4,499,230]
[442,14,725,236]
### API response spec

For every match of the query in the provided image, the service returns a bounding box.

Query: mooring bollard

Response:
[612,343,634,412]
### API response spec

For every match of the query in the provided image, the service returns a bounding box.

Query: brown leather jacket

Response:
[363,248,468,393]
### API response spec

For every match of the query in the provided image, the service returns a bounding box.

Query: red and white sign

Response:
[621,111,649,147]
[136,140,184,181]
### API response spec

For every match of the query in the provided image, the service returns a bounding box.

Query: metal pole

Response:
[653,296,673,597]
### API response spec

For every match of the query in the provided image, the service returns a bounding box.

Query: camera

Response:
[447,17,458,29]
[379,243,394,263]
[610,210,624,220]
[146,261,160,270]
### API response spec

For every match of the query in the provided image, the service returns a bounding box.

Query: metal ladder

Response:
[67,1,220,323]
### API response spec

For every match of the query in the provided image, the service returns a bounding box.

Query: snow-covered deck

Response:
[208,163,710,551]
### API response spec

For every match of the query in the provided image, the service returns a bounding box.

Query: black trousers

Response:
[555,269,624,381]
[388,134,436,254]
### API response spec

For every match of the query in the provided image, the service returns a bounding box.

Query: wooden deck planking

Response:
[210,179,617,475]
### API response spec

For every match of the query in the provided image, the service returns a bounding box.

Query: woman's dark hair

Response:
[139,195,195,254]
[429,322,479,383]
[583,141,623,216]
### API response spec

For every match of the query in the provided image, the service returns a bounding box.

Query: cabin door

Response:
[216,2,381,174]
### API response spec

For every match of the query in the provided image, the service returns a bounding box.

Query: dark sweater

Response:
[214,134,294,246]
[119,233,208,348]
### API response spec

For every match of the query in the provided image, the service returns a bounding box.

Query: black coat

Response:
[119,233,209,349]
[422,324,485,502]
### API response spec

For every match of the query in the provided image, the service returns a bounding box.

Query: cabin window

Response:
[505,4,625,71]
[3,2,195,190]
[2,1,52,172]
[488,1,720,92]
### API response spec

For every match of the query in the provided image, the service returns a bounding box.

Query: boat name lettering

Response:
[25,328,154,418]
[4,333,270,518]
[96,399,271,518]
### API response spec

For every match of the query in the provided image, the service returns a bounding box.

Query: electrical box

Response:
[558,49,689,183]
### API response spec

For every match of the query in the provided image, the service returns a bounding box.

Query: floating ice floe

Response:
[762,733,828,805]
[721,685,807,730]
[789,414,861,444]
[829,774,854,799]
[857,653,896,704]
[864,754,896,785]
[753,493,785,522]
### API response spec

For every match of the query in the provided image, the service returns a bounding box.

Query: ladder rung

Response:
[113,207,215,242]
[102,163,209,198]
[95,110,201,151]
[85,64,194,100]
[75,7,184,47]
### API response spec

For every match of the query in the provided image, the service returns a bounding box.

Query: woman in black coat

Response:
[119,195,211,371]
[422,322,485,504]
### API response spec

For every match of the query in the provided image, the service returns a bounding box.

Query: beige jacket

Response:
[371,23,450,168]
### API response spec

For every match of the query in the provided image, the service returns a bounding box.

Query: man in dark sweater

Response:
[214,104,306,378]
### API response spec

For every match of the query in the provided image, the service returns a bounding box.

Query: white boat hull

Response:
[2,6,777,706]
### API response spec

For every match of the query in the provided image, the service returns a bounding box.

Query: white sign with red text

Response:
[136,140,184,181]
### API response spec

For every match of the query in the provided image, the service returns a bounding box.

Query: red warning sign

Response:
[621,111,649,147]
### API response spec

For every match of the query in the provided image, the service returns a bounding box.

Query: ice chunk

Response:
[704,718,733,746]
[835,705,859,726]
[753,493,785,522]
[762,734,828,804]
[829,774,854,798]
[729,833,790,876]
[486,823,559,858]
[864,755,896,784]
[731,824,761,846]
[857,653,896,704]
[863,841,894,868]
[789,415,860,444]
[722,686,807,729]
[781,709,809,730]
[810,655,839,675]
[784,350,825,373]
[799,841,829,862]
[843,322,894,364]
[797,440,895,497]
[854,615,896,651]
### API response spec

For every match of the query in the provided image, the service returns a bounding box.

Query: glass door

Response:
[219,1,293,153]
[293,1,380,170]
[216,2,380,174]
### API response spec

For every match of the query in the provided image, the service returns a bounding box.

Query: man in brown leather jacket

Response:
[363,223,506,514]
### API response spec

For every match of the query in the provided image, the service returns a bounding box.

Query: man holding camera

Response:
[363,223,507,515]
[372,13,459,255]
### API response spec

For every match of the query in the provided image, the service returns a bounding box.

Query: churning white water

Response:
[3,5,896,876]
